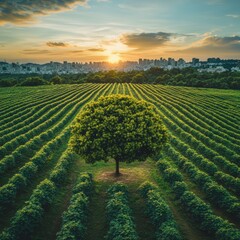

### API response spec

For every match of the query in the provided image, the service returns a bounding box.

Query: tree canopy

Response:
[70,95,167,175]
[1,68,240,89]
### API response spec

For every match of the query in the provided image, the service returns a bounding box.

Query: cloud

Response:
[88,48,105,52]
[201,36,240,47]
[168,35,240,58]
[226,14,240,19]
[70,50,84,53]
[0,0,88,25]
[121,32,172,49]
[23,49,50,55]
[121,32,191,50]
[46,42,68,47]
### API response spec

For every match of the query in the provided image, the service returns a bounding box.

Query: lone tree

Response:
[70,95,167,176]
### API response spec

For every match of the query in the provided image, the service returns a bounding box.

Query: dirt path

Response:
[85,182,108,240]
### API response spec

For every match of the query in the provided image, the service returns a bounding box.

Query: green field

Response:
[0,83,240,240]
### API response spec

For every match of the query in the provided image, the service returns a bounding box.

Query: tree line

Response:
[0,67,240,89]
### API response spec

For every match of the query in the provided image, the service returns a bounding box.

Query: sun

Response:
[108,54,120,64]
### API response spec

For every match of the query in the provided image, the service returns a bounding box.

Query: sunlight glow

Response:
[108,54,121,64]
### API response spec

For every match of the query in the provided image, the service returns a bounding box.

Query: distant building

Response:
[207,58,221,64]
[0,57,239,74]
[192,58,200,66]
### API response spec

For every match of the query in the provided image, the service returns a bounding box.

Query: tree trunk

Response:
[115,158,120,176]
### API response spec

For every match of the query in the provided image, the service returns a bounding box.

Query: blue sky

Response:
[0,0,239,63]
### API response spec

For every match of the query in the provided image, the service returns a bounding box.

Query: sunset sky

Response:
[0,0,239,63]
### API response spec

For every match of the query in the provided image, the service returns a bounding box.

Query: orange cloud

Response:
[0,0,88,25]
[46,42,68,47]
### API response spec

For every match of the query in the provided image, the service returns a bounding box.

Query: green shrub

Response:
[138,181,157,198]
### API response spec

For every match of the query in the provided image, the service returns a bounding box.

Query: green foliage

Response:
[72,173,93,196]
[156,222,183,240]
[138,181,157,198]
[5,203,43,239]
[1,179,56,240]
[2,68,240,89]
[105,183,138,240]
[162,168,183,186]
[0,184,17,206]
[0,83,239,240]
[107,183,128,196]
[56,172,93,240]
[49,151,75,186]
[70,94,167,174]
[8,174,27,189]
[29,179,56,207]
[132,73,146,83]
[50,75,63,84]
[139,181,183,240]
[157,161,240,240]
[19,76,48,86]
[19,162,38,179]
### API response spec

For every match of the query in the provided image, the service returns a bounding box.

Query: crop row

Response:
[169,135,240,195]
[165,85,240,124]
[146,84,240,148]
[156,159,240,240]
[165,144,240,220]
[0,87,57,119]
[0,86,82,136]
[0,86,68,115]
[0,84,104,179]
[130,84,240,176]
[0,129,70,212]
[0,149,75,240]
[138,84,240,162]
[105,183,138,240]
[0,86,73,127]
[0,85,93,146]
[0,84,99,159]
[56,173,93,240]
[161,87,240,136]
[139,181,182,240]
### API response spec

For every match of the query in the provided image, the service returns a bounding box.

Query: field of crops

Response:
[0,83,240,240]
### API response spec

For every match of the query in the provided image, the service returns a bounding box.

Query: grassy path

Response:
[75,158,208,240]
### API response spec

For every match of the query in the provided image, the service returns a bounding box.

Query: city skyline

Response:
[0,0,240,63]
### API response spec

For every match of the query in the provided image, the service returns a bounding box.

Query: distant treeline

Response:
[0,67,240,89]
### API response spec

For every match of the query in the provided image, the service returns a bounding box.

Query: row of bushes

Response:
[0,84,94,135]
[105,183,138,240]
[0,84,99,176]
[0,130,70,211]
[165,144,240,218]
[148,95,240,178]
[56,172,93,240]
[0,150,75,240]
[145,82,240,135]
[0,97,69,147]
[1,68,240,89]
[143,84,240,154]
[138,84,240,170]
[0,105,72,175]
[139,181,182,240]
[160,84,240,145]
[132,84,240,146]
[0,85,85,144]
[171,125,240,177]
[156,159,240,240]
[0,85,94,158]
[169,136,240,195]
[0,85,72,127]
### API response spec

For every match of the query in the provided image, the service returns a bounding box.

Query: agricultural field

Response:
[0,83,240,240]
